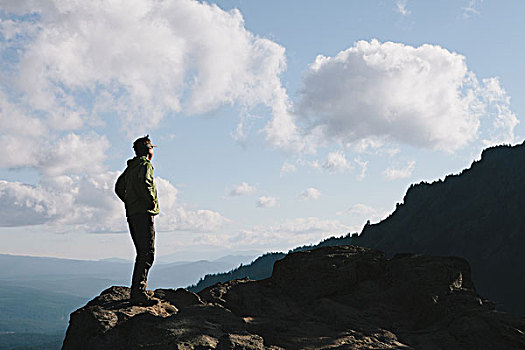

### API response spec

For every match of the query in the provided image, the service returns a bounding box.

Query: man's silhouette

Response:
[115,135,159,305]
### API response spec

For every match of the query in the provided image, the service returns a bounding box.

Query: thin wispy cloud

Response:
[225,217,351,249]
[256,196,279,208]
[280,161,297,176]
[323,151,351,173]
[300,188,321,201]
[463,0,482,18]
[354,157,368,180]
[229,182,256,196]
[337,203,388,225]
[396,0,410,16]
[383,161,416,180]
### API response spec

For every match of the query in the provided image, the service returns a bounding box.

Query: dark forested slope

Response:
[353,142,525,315]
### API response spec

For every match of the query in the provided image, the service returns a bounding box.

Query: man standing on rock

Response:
[115,135,159,306]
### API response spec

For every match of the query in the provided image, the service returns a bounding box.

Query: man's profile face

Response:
[147,145,154,160]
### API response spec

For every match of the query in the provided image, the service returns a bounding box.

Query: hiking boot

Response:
[130,291,158,306]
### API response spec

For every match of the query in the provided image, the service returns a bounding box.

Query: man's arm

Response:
[115,170,127,202]
[138,162,157,211]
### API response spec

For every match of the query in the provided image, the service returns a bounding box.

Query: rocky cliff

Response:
[62,245,525,349]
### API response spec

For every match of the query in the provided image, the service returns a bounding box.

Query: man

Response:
[115,135,159,305]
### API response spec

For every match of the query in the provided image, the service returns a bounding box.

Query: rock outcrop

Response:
[62,246,525,349]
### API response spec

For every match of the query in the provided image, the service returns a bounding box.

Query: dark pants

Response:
[127,214,155,296]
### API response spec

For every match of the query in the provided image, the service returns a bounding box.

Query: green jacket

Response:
[115,156,159,217]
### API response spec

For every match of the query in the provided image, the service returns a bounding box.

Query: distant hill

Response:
[150,259,254,288]
[0,284,86,350]
[189,142,525,317]
[0,253,252,296]
[188,252,287,292]
[0,285,86,333]
[0,253,252,349]
[188,235,354,292]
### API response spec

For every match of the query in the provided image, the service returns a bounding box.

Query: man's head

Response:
[133,135,157,159]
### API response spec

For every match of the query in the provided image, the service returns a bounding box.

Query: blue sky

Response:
[1,0,523,261]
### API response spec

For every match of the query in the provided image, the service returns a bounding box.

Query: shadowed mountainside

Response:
[353,142,525,316]
[62,245,525,349]
[189,142,525,317]
[188,252,286,293]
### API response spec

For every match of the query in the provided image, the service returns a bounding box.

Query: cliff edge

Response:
[62,245,525,349]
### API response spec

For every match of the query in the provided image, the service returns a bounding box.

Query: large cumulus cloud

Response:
[287,39,518,153]
[1,0,288,132]
[0,175,228,232]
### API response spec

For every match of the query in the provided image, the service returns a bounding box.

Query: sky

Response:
[1,0,523,261]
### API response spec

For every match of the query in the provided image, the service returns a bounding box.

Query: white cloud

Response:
[396,0,410,16]
[0,88,124,231]
[294,39,517,154]
[262,89,312,153]
[229,182,256,196]
[0,94,108,176]
[300,187,321,200]
[323,151,351,172]
[256,196,279,208]
[383,160,416,180]
[40,133,111,177]
[280,161,297,176]
[337,203,388,224]
[480,77,519,147]
[0,175,229,233]
[350,138,400,157]
[1,0,290,135]
[306,160,322,170]
[231,112,259,145]
[0,173,124,231]
[138,177,230,233]
[0,180,57,227]
[268,217,348,234]
[0,90,48,169]
[463,0,482,18]
[354,157,368,180]
[0,4,517,167]
[341,203,377,217]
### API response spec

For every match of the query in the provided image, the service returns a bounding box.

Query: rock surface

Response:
[62,246,525,349]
